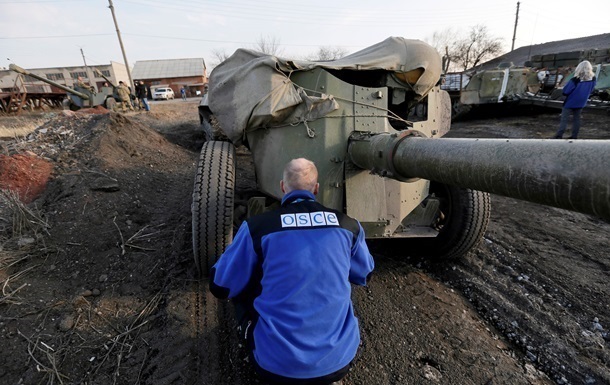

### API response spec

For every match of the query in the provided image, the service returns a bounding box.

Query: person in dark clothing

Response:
[135,80,150,111]
[553,60,597,139]
[210,158,374,385]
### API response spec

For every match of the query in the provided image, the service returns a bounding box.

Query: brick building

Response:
[131,58,208,98]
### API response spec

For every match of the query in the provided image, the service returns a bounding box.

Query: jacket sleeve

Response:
[209,221,259,299]
[562,78,577,96]
[348,223,375,286]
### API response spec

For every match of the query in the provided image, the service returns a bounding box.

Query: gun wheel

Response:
[104,97,116,111]
[192,141,235,278]
[414,182,491,260]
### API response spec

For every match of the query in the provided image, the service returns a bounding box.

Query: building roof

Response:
[476,33,610,70]
[132,58,206,80]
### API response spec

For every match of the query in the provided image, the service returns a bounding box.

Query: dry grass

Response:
[0,189,50,238]
[0,189,49,306]
[0,115,50,138]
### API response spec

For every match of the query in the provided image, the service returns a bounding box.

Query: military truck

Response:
[194,37,610,277]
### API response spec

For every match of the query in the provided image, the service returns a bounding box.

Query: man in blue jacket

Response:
[210,158,374,385]
[553,60,597,139]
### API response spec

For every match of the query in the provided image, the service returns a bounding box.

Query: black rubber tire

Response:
[192,141,235,278]
[410,182,491,260]
[201,119,214,142]
[104,97,116,111]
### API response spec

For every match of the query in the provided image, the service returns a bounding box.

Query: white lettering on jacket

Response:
[281,212,339,228]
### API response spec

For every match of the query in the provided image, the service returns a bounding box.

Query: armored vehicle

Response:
[9,64,123,110]
[455,49,610,113]
[459,66,540,105]
[193,37,610,277]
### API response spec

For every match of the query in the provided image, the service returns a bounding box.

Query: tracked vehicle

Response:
[193,37,610,276]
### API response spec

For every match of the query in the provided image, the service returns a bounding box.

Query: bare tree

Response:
[453,25,504,71]
[209,48,231,69]
[305,46,350,61]
[254,35,283,56]
[427,25,504,72]
[425,28,458,72]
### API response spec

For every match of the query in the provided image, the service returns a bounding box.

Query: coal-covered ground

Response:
[0,101,608,385]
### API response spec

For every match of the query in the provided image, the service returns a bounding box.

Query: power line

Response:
[0,34,113,39]
[0,0,89,3]
[119,0,513,24]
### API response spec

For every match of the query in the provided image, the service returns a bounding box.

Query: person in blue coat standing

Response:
[210,158,374,385]
[553,60,597,139]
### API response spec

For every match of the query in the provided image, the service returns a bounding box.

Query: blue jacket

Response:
[210,190,374,379]
[563,76,596,109]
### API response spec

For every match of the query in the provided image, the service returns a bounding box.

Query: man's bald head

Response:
[281,158,319,195]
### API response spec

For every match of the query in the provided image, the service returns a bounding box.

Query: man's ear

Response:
[313,182,319,195]
[280,180,285,194]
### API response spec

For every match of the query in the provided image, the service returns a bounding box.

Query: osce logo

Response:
[280,211,339,228]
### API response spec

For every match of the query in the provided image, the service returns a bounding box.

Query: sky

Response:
[1,0,609,71]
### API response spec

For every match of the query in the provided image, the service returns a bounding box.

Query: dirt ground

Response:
[0,101,608,385]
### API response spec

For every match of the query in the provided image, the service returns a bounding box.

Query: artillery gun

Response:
[193,37,610,277]
[9,64,121,110]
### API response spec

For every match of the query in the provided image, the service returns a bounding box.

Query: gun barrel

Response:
[9,64,90,100]
[94,68,116,88]
[348,133,610,220]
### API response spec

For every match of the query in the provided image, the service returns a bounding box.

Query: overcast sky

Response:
[1,0,608,71]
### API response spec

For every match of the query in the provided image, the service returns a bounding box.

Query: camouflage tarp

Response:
[207,37,442,145]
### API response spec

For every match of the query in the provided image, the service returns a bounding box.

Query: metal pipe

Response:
[9,64,90,100]
[94,68,117,88]
[348,133,610,220]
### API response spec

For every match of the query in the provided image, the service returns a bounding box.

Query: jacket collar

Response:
[281,190,316,206]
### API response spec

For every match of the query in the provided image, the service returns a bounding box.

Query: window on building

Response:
[70,71,87,79]
[151,81,160,85]
[101,70,111,77]
[26,85,45,93]
[46,73,65,81]
[23,75,38,83]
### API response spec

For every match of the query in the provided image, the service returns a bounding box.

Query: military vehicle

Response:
[9,64,123,110]
[452,49,610,114]
[193,37,610,277]
[459,65,540,105]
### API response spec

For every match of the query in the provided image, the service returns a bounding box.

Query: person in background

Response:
[553,60,597,139]
[210,158,374,385]
[76,76,95,93]
[135,80,150,112]
[116,81,134,112]
[180,86,187,101]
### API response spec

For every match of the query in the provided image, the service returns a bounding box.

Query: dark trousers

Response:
[555,107,583,138]
[232,298,350,385]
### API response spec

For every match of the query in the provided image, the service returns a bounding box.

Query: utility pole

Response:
[108,0,134,90]
[80,48,97,92]
[511,1,520,51]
